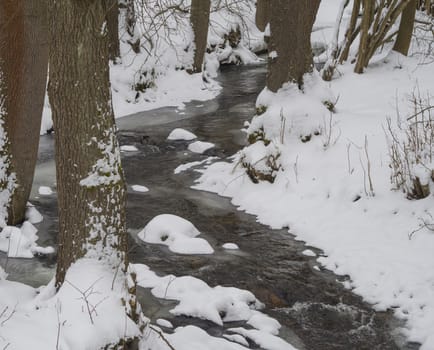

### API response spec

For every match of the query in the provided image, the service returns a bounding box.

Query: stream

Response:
[2,63,421,350]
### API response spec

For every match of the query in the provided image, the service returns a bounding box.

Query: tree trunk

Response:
[0,0,49,225]
[256,0,270,32]
[190,0,211,73]
[267,0,321,92]
[123,0,140,53]
[393,0,416,55]
[339,0,361,63]
[106,0,120,61]
[354,0,374,73]
[48,0,128,287]
[0,57,15,228]
[426,0,432,14]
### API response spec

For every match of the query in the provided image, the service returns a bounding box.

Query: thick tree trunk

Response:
[106,0,121,61]
[190,0,211,73]
[267,0,321,92]
[48,0,128,287]
[393,0,416,55]
[0,0,49,225]
[256,0,270,32]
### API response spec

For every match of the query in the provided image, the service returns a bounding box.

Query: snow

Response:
[137,214,214,255]
[174,161,203,174]
[132,185,149,193]
[194,52,434,348]
[167,128,197,141]
[0,221,54,258]
[6,1,434,348]
[133,263,298,350]
[174,157,217,174]
[269,51,278,59]
[188,141,215,154]
[0,259,140,350]
[0,98,16,227]
[156,318,173,329]
[25,204,43,224]
[40,0,264,134]
[302,249,316,257]
[38,186,53,195]
[222,243,239,250]
[141,325,249,350]
[120,145,139,152]
[228,328,297,350]
[79,130,122,188]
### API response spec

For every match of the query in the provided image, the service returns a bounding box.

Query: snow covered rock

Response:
[222,243,239,250]
[302,249,316,257]
[138,214,214,255]
[38,186,53,195]
[134,263,298,350]
[188,141,215,154]
[131,185,149,193]
[167,128,197,141]
[120,145,138,152]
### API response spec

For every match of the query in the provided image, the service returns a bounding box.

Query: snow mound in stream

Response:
[133,263,298,350]
[138,214,214,255]
[188,141,215,154]
[0,221,54,258]
[167,128,197,141]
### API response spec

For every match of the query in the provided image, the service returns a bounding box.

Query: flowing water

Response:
[2,63,420,350]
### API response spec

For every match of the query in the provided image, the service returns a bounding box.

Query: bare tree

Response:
[0,0,49,225]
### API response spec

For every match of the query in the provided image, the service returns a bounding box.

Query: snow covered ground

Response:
[3,0,434,349]
[40,0,264,134]
[192,3,434,349]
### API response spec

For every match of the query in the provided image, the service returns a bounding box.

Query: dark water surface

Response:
[2,64,419,350]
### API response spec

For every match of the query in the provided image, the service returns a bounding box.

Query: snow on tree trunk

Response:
[0,68,16,228]
[48,0,129,288]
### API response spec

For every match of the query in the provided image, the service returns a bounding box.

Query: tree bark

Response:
[190,0,211,73]
[339,0,361,63]
[123,0,140,53]
[256,0,270,32]
[426,0,432,14]
[393,0,416,55]
[267,0,321,92]
[354,0,374,73]
[0,0,49,225]
[48,0,128,287]
[106,0,121,61]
